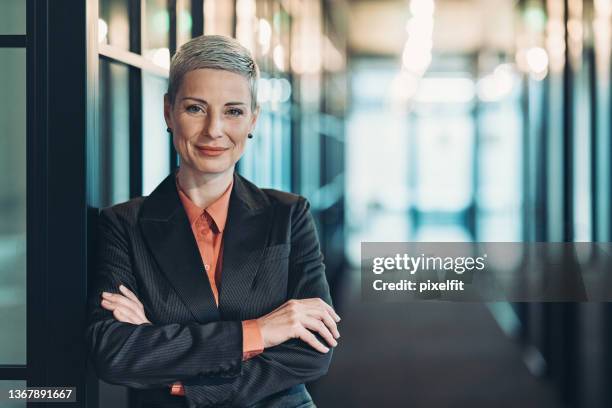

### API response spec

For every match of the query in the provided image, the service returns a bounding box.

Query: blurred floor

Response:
[310,278,564,408]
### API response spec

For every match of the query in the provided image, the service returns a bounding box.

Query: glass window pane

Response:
[204,0,235,37]
[99,0,130,51]
[142,73,170,195]
[98,59,130,207]
[0,0,26,35]
[142,0,170,69]
[177,0,193,48]
[573,64,592,241]
[0,49,26,364]
[0,381,27,407]
[594,0,611,241]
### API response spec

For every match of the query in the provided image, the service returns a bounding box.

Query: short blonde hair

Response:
[167,35,260,111]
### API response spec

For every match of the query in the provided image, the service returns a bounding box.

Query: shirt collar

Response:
[176,175,233,233]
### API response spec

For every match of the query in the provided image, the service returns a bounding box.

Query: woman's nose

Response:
[204,114,224,138]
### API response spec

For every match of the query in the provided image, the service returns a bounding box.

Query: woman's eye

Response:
[227,108,244,117]
[186,105,203,114]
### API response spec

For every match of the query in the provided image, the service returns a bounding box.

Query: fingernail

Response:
[102,292,111,298]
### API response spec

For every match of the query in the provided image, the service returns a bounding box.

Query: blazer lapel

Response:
[217,174,273,320]
[139,171,220,323]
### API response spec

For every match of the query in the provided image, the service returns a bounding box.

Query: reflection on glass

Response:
[98,59,130,207]
[204,0,235,37]
[593,0,611,241]
[143,0,170,69]
[573,61,592,241]
[236,0,256,51]
[241,76,292,190]
[0,49,26,364]
[0,0,26,35]
[99,0,130,50]
[272,4,291,73]
[142,73,170,196]
[0,382,27,407]
[177,0,193,47]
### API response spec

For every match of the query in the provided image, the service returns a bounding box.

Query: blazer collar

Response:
[139,170,273,323]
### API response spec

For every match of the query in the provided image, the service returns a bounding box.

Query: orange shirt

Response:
[170,176,264,396]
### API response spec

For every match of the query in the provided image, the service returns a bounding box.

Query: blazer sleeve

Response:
[85,207,244,389]
[182,196,334,407]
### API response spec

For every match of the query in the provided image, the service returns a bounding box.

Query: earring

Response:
[248,133,253,139]
[166,127,172,133]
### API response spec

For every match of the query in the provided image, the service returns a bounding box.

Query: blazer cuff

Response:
[242,319,264,360]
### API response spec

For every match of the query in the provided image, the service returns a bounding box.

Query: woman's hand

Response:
[101,284,151,325]
[256,298,341,353]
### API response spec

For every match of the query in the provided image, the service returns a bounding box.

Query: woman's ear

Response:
[163,94,173,130]
[249,105,260,133]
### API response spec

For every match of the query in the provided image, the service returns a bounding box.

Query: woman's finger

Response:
[302,316,337,348]
[319,300,341,322]
[103,293,141,316]
[307,308,340,338]
[298,327,330,353]
[305,298,340,322]
[101,299,116,310]
[102,293,149,324]
[119,285,143,306]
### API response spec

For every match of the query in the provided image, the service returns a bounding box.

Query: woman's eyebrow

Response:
[181,97,207,104]
[181,97,246,107]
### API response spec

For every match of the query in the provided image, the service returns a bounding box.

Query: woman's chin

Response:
[192,162,233,175]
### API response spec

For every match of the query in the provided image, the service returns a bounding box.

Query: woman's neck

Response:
[176,165,234,208]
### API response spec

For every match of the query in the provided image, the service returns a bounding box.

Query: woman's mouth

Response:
[196,146,229,157]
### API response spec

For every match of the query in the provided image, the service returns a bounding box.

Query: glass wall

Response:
[99,0,130,51]
[142,0,171,68]
[142,73,170,195]
[230,0,294,191]
[98,60,130,206]
[96,0,175,208]
[0,0,25,35]
[0,44,27,367]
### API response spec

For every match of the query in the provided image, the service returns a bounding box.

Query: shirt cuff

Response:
[170,382,185,396]
[242,319,264,360]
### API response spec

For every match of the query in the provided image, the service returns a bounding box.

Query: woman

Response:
[86,35,340,408]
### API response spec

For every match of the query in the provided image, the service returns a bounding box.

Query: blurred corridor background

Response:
[1,0,612,407]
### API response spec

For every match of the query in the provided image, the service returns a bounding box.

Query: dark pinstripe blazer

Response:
[86,170,333,408]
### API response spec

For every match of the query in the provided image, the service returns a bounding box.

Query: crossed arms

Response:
[85,198,340,407]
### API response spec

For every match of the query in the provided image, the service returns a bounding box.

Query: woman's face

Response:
[164,68,258,177]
